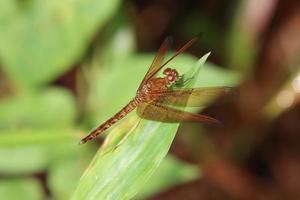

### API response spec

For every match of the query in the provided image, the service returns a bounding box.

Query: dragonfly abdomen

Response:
[80,99,139,144]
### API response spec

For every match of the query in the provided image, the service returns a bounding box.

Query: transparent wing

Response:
[138,37,198,90]
[138,38,170,90]
[151,87,233,107]
[137,102,219,124]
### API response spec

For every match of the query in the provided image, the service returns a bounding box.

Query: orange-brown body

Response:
[80,68,179,144]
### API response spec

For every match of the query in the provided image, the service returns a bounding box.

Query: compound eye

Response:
[163,68,172,75]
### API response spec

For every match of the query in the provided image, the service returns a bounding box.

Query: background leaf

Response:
[0,88,76,129]
[0,0,121,87]
[0,129,79,174]
[0,178,44,200]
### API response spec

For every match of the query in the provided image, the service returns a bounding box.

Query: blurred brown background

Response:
[138,0,300,199]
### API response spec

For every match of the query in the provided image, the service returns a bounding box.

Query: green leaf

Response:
[0,0,121,87]
[99,12,137,62]
[0,129,80,174]
[195,62,241,87]
[0,178,44,200]
[48,149,95,200]
[136,155,200,199]
[226,1,257,72]
[0,88,76,129]
[49,160,85,200]
[72,53,210,200]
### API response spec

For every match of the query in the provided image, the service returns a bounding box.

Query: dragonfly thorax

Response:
[163,68,179,85]
[137,78,168,102]
[136,83,152,102]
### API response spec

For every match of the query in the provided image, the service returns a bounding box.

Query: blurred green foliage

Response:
[0,178,44,200]
[0,0,121,88]
[0,1,241,199]
[226,1,257,73]
[0,88,76,128]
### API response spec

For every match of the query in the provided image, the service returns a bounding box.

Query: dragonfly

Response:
[80,37,231,144]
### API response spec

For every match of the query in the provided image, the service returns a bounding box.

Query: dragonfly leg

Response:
[112,119,141,151]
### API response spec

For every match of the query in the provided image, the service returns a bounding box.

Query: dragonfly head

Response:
[163,68,179,85]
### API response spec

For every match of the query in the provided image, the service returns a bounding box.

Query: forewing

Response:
[138,37,198,90]
[138,38,170,90]
[137,102,219,124]
[155,37,198,74]
[151,87,233,107]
